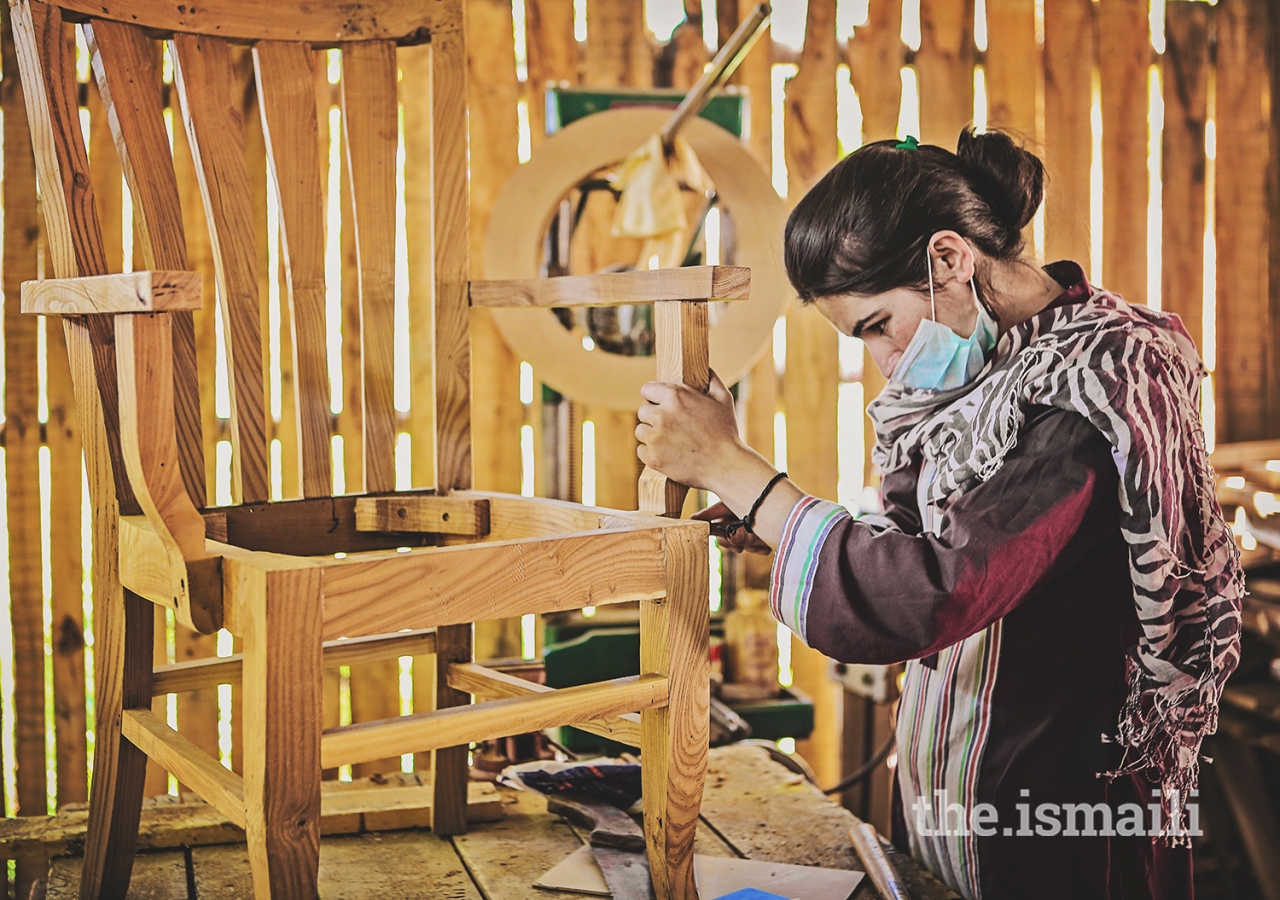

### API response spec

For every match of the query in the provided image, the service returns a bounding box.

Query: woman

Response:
[635,130,1243,900]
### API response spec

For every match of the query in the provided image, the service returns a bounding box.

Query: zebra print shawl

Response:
[867,283,1243,841]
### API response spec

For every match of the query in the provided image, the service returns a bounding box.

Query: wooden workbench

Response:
[38,745,957,899]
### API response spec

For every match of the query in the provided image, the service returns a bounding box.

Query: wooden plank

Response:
[639,301,710,517]
[446,662,642,746]
[342,41,399,493]
[401,43,435,493]
[254,40,334,498]
[846,0,904,145]
[171,32,271,504]
[471,267,751,308]
[46,849,190,900]
[152,629,438,695]
[56,0,450,46]
[433,1,474,492]
[319,526,670,640]
[525,0,578,153]
[1160,1,1210,352]
[47,313,89,808]
[121,708,247,827]
[1097,0,1149,303]
[191,831,484,900]
[698,745,958,899]
[20,270,201,314]
[983,0,1038,138]
[239,564,323,897]
[781,0,843,792]
[322,674,669,769]
[354,494,491,535]
[2,0,49,847]
[1043,0,1093,267]
[85,18,206,504]
[585,0,651,88]
[87,78,124,268]
[640,524,709,900]
[916,0,975,149]
[1215,0,1276,442]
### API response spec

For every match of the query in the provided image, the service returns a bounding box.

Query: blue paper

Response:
[713,889,791,900]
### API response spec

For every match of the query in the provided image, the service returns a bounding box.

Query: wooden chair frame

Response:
[9,1,750,897]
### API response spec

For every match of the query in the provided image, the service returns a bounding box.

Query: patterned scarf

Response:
[867,280,1243,842]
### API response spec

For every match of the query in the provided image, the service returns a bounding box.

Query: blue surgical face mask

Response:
[889,252,998,391]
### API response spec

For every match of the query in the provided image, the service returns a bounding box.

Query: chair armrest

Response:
[468,265,750,308]
[20,270,201,315]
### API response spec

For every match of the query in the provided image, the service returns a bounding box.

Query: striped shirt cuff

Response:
[769,495,851,646]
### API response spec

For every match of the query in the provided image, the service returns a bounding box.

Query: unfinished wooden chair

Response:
[10,1,751,897]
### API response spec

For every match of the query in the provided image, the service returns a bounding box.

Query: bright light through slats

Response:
[645,0,683,41]
[777,623,793,687]
[901,0,922,52]
[897,68,920,143]
[395,107,411,413]
[975,0,988,52]
[267,157,284,422]
[773,412,788,472]
[39,445,54,811]
[521,615,537,660]
[520,362,535,404]
[704,208,721,266]
[573,0,587,42]
[1090,69,1104,286]
[396,433,412,490]
[512,0,528,80]
[270,439,283,501]
[771,65,798,197]
[582,421,596,507]
[773,317,786,375]
[520,424,535,497]
[326,107,344,416]
[836,65,862,157]
[215,441,233,507]
[332,434,346,496]
[973,67,988,134]
[36,318,46,424]
[517,99,533,164]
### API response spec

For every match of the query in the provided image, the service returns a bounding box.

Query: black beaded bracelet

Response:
[716,471,788,538]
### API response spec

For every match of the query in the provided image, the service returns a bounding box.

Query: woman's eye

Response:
[870,320,887,336]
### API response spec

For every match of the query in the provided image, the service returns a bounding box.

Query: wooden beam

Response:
[21,270,201,314]
[57,0,452,45]
[319,525,671,640]
[1161,1,1210,352]
[152,629,439,695]
[446,662,642,747]
[121,708,246,828]
[354,494,491,536]
[471,267,751,308]
[1098,0,1150,304]
[322,675,669,768]
[1042,0,1094,267]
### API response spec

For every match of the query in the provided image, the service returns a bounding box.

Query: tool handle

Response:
[546,793,647,852]
[659,3,771,151]
[849,822,912,900]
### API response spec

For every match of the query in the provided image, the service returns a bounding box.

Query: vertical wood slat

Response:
[733,0,772,172]
[84,19,206,507]
[172,32,270,505]
[434,3,473,493]
[402,44,435,498]
[3,3,49,845]
[782,0,842,792]
[1215,0,1275,442]
[584,0,651,90]
[1161,1,1210,353]
[254,40,335,499]
[1043,0,1093,268]
[846,0,903,147]
[984,0,1038,139]
[524,0,577,153]
[1097,0,1150,304]
[916,0,976,149]
[342,41,398,494]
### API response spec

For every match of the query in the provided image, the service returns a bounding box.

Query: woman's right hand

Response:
[692,502,774,555]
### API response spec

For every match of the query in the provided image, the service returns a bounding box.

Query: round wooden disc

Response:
[484,108,791,410]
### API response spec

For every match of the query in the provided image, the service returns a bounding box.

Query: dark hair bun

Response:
[955,128,1045,234]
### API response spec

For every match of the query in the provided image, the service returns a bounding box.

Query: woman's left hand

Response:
[636,370,744,492]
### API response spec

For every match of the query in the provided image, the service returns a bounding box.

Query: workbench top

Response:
[42,745,958,899]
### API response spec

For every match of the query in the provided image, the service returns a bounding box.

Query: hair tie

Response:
[895,135,920,151]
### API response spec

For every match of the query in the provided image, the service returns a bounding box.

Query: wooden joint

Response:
[469,266,750,308]
[21,271,202,315]
[354,495,490,536]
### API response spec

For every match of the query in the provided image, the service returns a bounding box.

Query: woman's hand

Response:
[635,370,745,492]
[692,502,774,555]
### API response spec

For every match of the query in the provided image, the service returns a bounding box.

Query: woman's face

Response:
[814,282,980,378]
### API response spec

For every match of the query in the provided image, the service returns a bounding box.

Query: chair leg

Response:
[431,623,473,835]
[242,568,323,899]
[79,589,154,900]
[641,527,710,900]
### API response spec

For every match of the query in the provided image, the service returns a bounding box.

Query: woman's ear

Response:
[926,231,976,285]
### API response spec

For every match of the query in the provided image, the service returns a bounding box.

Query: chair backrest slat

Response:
[253,40,334,499]
[340,41,398,493]
[431,23,471,492]
[171,33,270,504]
[10,1,142,515]
[84,17,206,507]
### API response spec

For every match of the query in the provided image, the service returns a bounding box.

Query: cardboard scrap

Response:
[534,845,863,900]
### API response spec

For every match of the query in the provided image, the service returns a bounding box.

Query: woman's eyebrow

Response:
[851,311,880,338]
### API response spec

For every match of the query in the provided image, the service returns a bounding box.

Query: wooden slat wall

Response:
[2,0,1279,837]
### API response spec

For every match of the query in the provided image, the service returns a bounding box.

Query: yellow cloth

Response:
[610,133,712,270]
